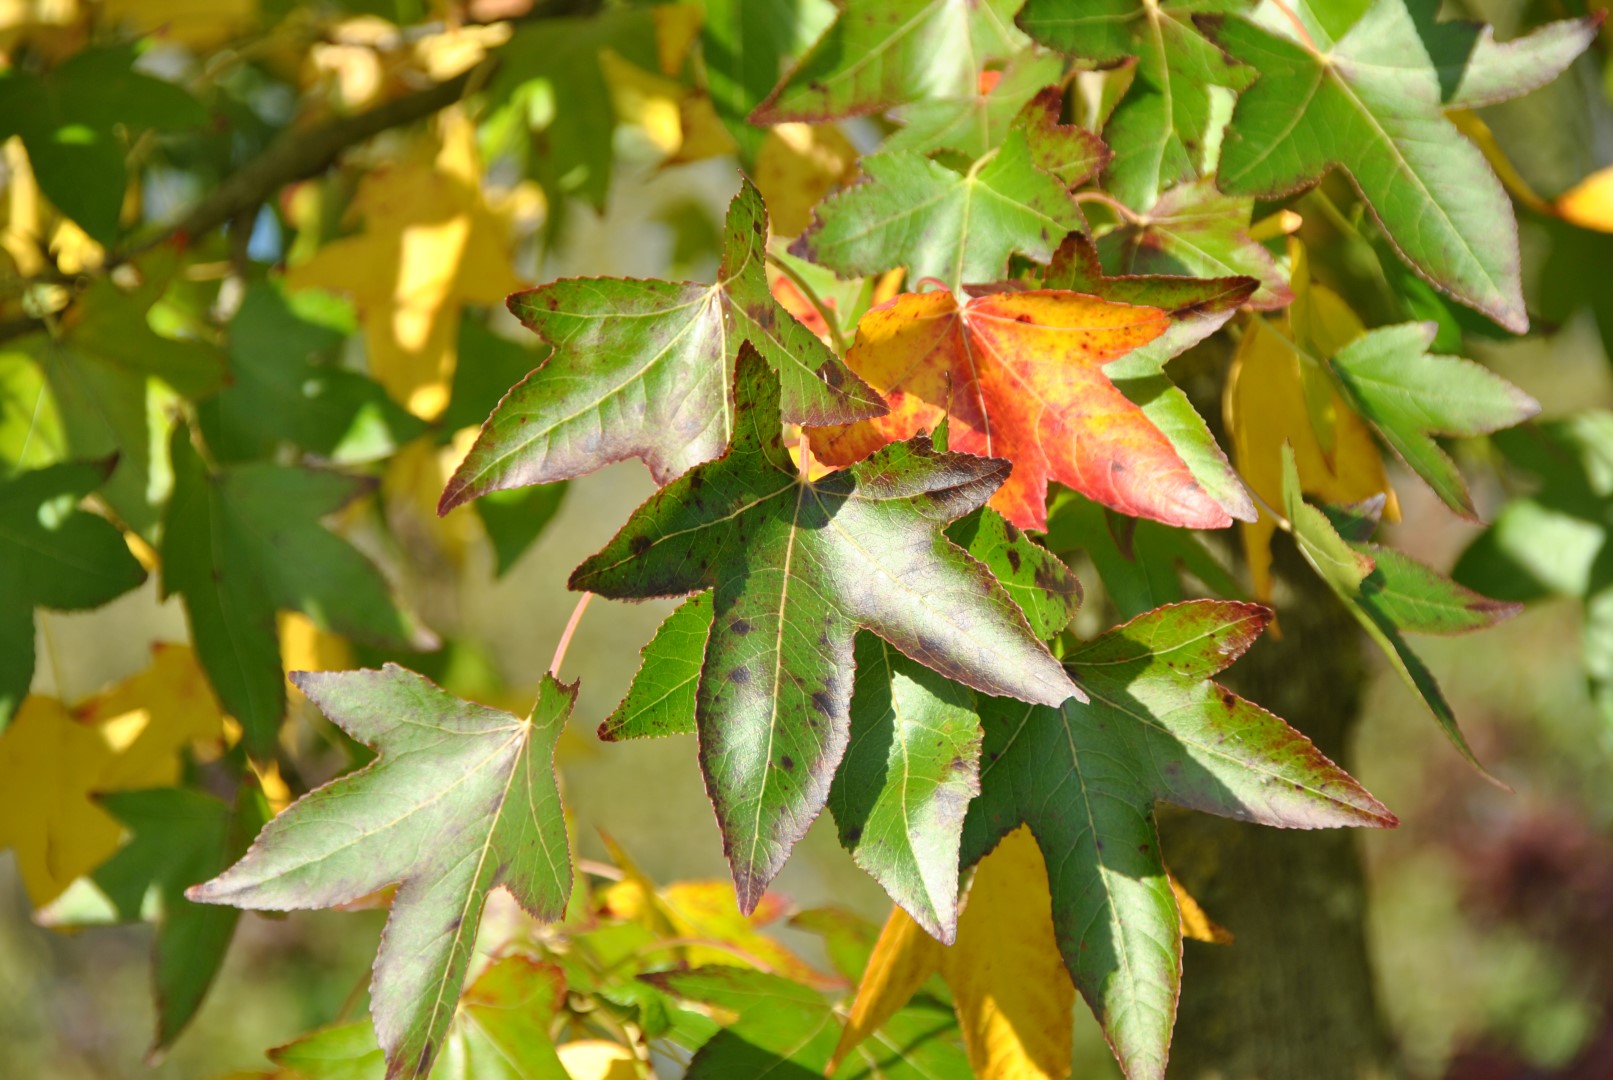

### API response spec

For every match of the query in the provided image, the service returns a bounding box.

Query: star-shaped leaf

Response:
[791,128,1085,292]
[808,283,1230,532]
[960,600,1395,1080]
[1096,177,1292,309]
[571,345,1078,912]
[439,178,882,513]
[1018,0,1254,208]
[882,51,1067,158]
[1280,446,1518,775]
[161,426,432,756]
[1044,234,1256,521]
[751,0,1029,124]
[1328,321,1538,519]
[599,503,1079,940]
[1209,0,1598,331]
[190,667,575,1080]
[0,459,145,725]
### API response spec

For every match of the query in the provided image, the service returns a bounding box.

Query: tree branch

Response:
[139,64,485,256]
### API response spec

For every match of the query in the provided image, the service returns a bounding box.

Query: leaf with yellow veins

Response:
[284,114,524,421]
[0,644,227,908]
[753,122,860,238]
[832,827,1076,1080]
[809,285,1231,532]
[1226,313,1398,606]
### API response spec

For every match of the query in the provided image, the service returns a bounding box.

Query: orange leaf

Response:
[809,287,1230,531]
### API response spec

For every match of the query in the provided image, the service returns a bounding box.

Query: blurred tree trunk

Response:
[1161,537,1398,1080]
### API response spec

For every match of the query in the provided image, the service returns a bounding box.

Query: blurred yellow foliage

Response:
[285,111,524,420]
[0,644,226,907]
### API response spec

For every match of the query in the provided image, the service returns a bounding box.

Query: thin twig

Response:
[765,252,849,356]
[550,592,594,676]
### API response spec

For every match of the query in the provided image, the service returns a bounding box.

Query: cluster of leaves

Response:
[3,1,1611,1079]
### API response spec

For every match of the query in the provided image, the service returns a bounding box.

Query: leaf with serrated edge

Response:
[1019,0,1254,208]
[884,52,1070,159]
[1328,322,1538,518]
[1045,234,1256,522]
[961,600,1395,1080]
[752,0,1028,124]
[1210,0,1598,331]
[571,345,1077,913]
[809,283,1230,532]
[439,177,880,512]
[792,129,1084,292]
[189,667,573,1080]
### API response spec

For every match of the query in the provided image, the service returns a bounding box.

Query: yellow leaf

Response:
[600,49,685,158]
[284,111,524,420]
[556,1040,643,1080]
[1168,871,1232,945]
[0,644,226,907]
[381,432,480,569]
[1555,164,1613,233]
[940,827,1076,1080]
[832,827,1076,1080]
[754,123,859,238]
[413,21,510,82]
[278,611,352,682]
[1226,258,1398,606]
[829,903,944,1072]
[76,642,227,790]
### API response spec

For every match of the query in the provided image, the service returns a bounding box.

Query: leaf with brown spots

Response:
[808,283,1232,532]
[189,667,574,1080]
[571,345,1078,914]
[438,177,882,513]
[960,600,1396,1080]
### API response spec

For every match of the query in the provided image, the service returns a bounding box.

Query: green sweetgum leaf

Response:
[882,51,1067,158]
[1280,445,1518,774]
[961,599,1395,1080]
[1209,0,1598,332]
[38,787,268,1052]
[439,178,881,513]
[751,0,1028,124]
[0,44,205,244]
[571,345,1078,911]
[1097,178,1291,308]
[190,668,575,1080]
[1454,414,1613,724]
[0,458,146,726]
[1018,0,1253,208]
[599,504,1077,940]
[161,427,432,756]
[1045,234,1256,521]
[1327,322,1538,518]
[198,282,425,466]
[1010,85,1113,188]
[792,128,1084,291]
[649,966,969,1079]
